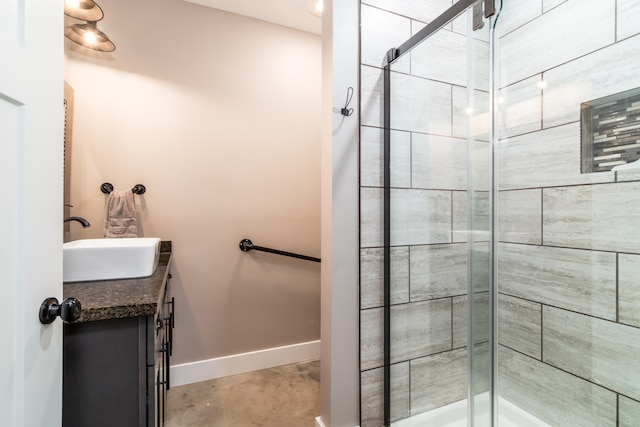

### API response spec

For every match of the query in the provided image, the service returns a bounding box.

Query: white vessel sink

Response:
[63,237,161,283]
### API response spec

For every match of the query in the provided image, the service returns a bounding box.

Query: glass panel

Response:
[494,0,640,425]
[466,10,492,427]
[385,5,492,426]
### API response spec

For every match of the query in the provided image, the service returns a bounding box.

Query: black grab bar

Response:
[239,239,321,263]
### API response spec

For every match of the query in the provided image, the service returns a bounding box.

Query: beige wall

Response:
[64,0,321,364]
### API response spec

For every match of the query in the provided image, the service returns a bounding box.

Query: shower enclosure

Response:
[359,0,640,425]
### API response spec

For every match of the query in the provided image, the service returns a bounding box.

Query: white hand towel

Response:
[104,190,138,238]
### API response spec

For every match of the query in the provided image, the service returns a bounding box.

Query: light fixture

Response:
[64,21,116,52]
[64,0,104,22]
[307,0,323,18]
[64,0,115,52]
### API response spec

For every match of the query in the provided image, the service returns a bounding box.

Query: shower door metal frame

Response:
[382,1,495,425]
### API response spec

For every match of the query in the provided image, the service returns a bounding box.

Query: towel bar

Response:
[100,182,146,195]
[239,238,320,263]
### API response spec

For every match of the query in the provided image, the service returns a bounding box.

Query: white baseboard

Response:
[170,340,321,387]
[314,416,359,427]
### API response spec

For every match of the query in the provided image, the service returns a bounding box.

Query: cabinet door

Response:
[63,317,144,427]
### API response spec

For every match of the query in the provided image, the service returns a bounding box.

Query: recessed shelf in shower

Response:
[581,87,640,173]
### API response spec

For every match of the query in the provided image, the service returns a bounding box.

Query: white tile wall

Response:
[543,306,640,401]
[362,0,452,25]
[497,189,542,244]
[470,242,490,293]
[498,0,615,86]
[498,123,615,190]
[360,126,411,188]
[410,348,467,415]
[361,65,384,128]
[497,0,542,37]
[452,190,490,243]
[451,86,464,138]
[472,343,492,395]
[390,362,411,421]
[619,253,640,328]
[391,299,452,363]
[498,243,617,320]
[497,74,542,138]
[619,396,640,427]
[469,141,491,190]
[360,363,411,425]
[360,367,384,426]
[452,86,491,141]
[409,243,467,301]
[543,182,640,253]
[411,133,467,190]
[390,72,452,135]
[452,293,490,348]
[390,189,452,246]
[361,5,411,71]
[360,362,409,427]
[451,10,467,36]
[617,0,640,40]
[451,191,467,243]
[360,187,383,248]
[411,26,468,87]
[361,307,384,370]
[498,294,542,359]
[617,167,640,183]
[360,247,410,310]
[498,346,617,426]
[543,34,640,128]
[542,0,567,13]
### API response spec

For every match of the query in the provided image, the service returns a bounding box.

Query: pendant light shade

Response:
[64,21,116,52]
[307,0,323,17]
[64,0,104,22]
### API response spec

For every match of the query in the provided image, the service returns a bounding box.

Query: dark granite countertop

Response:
[63,250,172,323]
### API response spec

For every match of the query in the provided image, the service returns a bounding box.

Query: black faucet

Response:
[64,217,90,228]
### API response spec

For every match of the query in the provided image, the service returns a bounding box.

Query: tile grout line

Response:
[451,297,454,350]
[540,304,544,363]
[616,252,619,323]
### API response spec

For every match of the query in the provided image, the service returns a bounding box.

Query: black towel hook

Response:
[100,182,146,195]
[131,184,146,195]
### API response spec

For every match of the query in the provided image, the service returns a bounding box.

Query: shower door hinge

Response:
[473,0,496,31]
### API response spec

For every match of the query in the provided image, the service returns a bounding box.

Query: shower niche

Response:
[581,87,640,173]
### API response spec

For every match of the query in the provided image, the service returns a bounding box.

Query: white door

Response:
[0,1,65,426]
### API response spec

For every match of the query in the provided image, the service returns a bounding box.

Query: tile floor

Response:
[165,360,320,426]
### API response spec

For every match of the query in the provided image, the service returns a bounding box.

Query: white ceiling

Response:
[182,0,322,35]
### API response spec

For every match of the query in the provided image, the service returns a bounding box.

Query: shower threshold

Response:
[391,394,550,427]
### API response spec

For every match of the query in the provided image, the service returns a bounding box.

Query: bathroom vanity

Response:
[62,242,174,427]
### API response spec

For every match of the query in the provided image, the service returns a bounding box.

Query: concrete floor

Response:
[165,360,320,426]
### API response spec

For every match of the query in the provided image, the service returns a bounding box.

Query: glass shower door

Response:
[494,0,640,425]
[384,3,492,426]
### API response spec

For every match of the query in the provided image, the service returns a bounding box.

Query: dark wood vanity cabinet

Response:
[63,267,174,427]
